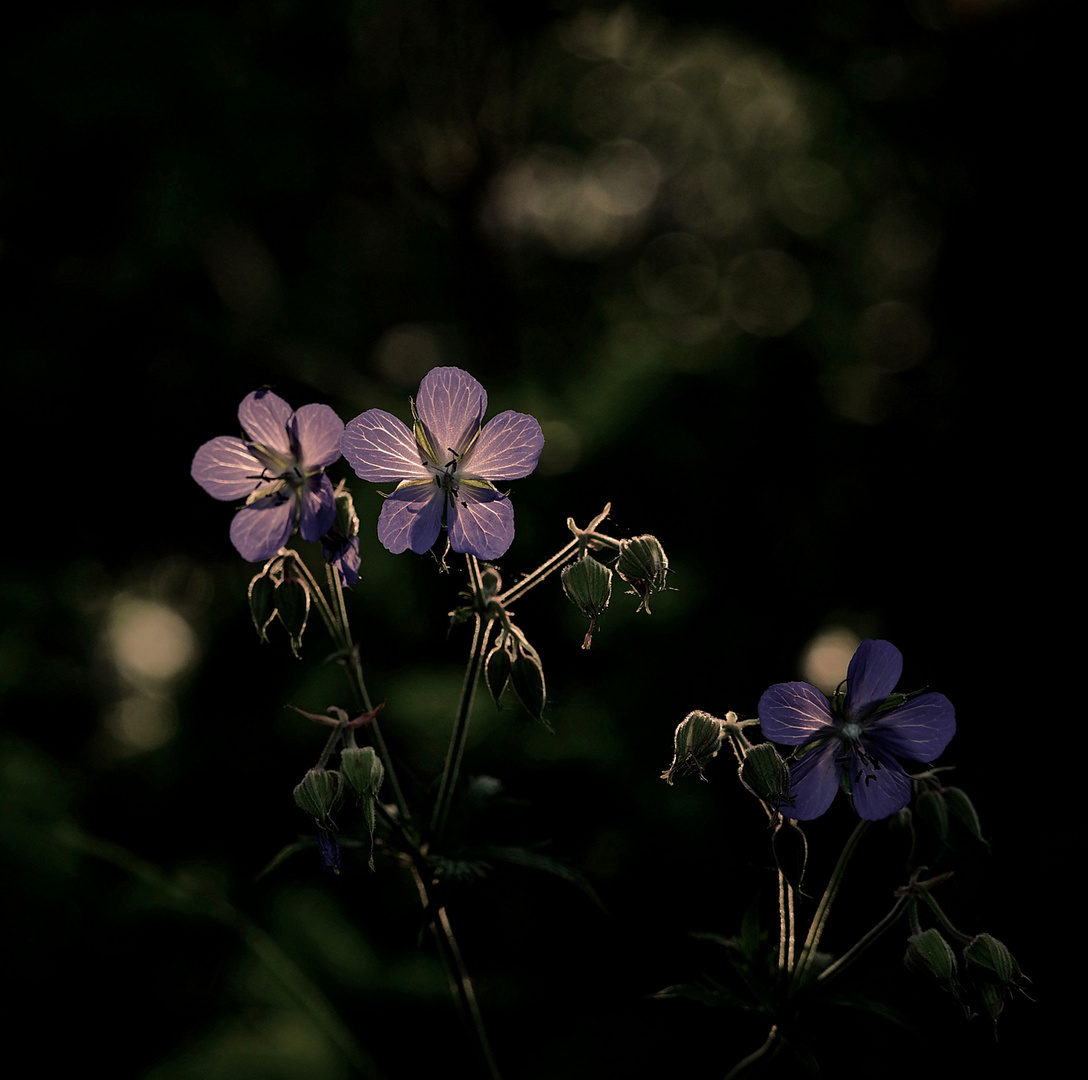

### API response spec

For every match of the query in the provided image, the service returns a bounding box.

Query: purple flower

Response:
[758,639,955,821]
[341,367,544,561]
[192,390,344,562]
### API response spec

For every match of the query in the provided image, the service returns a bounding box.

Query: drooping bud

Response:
[661,710,726,784]
[340,747,385,870]
[615,535,670,613]
[510,643,548,725]
[248,569,278,643]
[772,817,808,893]
[275,573,310,657]
[485,642,512,706]
[562,556,613,649]
[293,767,343,829]
[905,927,959,983]
[323,482,362,587]
[739,742,793,810]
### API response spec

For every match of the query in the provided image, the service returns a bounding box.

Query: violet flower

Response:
[192,390,344,562]
[341,367,543,561]
[758,639,955,821]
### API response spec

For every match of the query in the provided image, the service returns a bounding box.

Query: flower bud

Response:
[772,817,808,893]
[905,927,958,983]
[562,556,613,649]
[963,933,1028,1021]
[739,742,792,810]
[661,710,725,785]
[248,570,278,643]
[511,644,548,724]
[340,747,384,871]
[615,535,670,613]
[485,643,512,706]
[275,574,310,657]
[293,767,343,828]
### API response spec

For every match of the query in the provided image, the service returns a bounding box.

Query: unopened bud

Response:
[485,643,512,706]
[340,747,384,871]
[275,575,310,657]
[248,571,278,643]
[562,556,613,649]
[511,644,547,724]
[661,710,725,785]
[293,767,343,828]
[615,535,670,613]
[739,742,792,810]
[905,927,958,982]
[772,817,808,893]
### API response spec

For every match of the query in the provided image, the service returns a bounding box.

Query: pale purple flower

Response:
[341,367,544,561]
[192,390,344,562]
[758,639,956,821]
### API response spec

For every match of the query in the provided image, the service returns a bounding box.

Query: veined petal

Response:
[298,473,336,542]
[376,481,444,554]
[463,410,544,481]
[849,749,912,820]
[786,741,841,820]
[864,693,955,763]
[844,639,903,720]
[291,403,344,471]
[342,409,431,482]
[447,485,514,560]
[229,493,296,561]
[192,436,265,500]
[759,682,836,745]
[239,390,293,454]
[415,367,487,463]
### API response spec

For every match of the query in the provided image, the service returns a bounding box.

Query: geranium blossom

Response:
[758,639,955,821]
[341,367,543,560]
[192,390,344,562]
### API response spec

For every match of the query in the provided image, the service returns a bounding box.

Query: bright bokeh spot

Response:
[801,627,862,694]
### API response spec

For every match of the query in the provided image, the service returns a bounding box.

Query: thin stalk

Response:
[792,819,870,987]
[817,893,910,986]
[430,555,494,841]
[724,1025,782,1080]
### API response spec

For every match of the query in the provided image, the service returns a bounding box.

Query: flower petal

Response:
[785,740,841,820]
[447,485,514,560]
[342,409,431,482]
[864,692,955,763]
[376,481,444,554]
[415,367,487,463]
[239,390,294,453]
[229,492,296,561]
[325,535,361,587]
[298,473,336,542]
[463,410,544,481]
[844,639,903,721]
[849,748,912,820]
[759,682,836,745]
[291,403,344,471]
[191,436,265,501]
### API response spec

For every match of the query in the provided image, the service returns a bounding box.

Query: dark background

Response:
[2,1,1062,1077]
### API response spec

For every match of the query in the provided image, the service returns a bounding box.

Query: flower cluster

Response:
[341,366,544,561]
[759,639,955,820]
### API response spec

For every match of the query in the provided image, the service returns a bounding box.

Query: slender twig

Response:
[431,555,494,841]
[817,893,910,986]
[724,1025,782,1080]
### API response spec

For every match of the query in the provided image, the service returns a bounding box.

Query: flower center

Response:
[840,720,864,743]
[431,453,461,505]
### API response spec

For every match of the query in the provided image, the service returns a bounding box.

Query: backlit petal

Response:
[758,682,836,745]
[844,639,903,721]
[239,390,293,454]
[229,493,296,561]
[191,436,264,501]
[342,409,431,482]
[299,473,336,542]
[786,740,841,820]
[291,403,344,471]
[415,367,487,462]
[376,481,444,554]
[447,485,514,560]
[463,410,544,481]
[865,693,955,763]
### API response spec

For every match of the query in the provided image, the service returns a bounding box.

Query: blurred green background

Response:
[2,1,1061,1076]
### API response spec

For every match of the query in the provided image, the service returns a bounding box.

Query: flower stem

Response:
[430,555,495,842]
[792,819,870,987]
[817,893,910,986]
[724,1025,782,1080]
